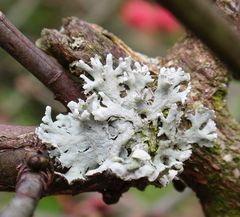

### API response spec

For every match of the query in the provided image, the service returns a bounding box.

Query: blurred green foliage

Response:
[130,184,173,204]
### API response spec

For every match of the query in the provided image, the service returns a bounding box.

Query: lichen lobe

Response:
[36,53,217,186]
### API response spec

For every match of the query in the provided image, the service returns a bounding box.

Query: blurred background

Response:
[0,0,239,216]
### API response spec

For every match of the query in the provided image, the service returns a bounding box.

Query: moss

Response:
[212,88,227,111]
[147,125,159,157]
[205,143,221,155]
[207,172,220,183]
[148,139,159,156]
[206,193,240,217]
[162,108,169,118]
[232,156,240,163]
[87,43,96,52]
[137,124,159,157]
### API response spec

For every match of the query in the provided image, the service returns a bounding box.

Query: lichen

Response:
[69,36,84,50]
[223,154,233,162]
[36,54,217,186]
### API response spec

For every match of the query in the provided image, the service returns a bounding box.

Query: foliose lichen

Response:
[36,54,217,186]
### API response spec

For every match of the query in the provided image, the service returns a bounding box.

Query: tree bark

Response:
[35,12,240,216]
[0,0,239,216]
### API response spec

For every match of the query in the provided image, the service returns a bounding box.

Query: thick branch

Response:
[0,11,82,107]
[0,124,35,138]
[163,33,240,217]
[0,1,240,217]
[155,0,240,79]
[0,124,148,205]
[35,14,240,217]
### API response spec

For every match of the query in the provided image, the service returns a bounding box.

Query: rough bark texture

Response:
[0,0,239,216]
[36,13,240,216]
[163,36,240,217]
[0,124,150,204]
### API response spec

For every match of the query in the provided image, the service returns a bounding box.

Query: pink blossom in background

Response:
[120,0,180,33]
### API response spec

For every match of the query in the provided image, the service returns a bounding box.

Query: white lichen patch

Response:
[69,36,84,50]
[223,154,233,162]
[36,54,217,186]
[233,168,240,179]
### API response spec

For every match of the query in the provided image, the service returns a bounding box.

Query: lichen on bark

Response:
[36,12,240,216]
[0,0,239,216]
[36,53,217,186]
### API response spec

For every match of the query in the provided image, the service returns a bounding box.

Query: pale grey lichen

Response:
[69,36,84,50]
[233,168,240,179]
[36,54,217,186]
[223,154,233,162]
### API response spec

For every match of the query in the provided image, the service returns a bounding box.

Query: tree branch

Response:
[0,124,35,138]
[155,0,240,79]
[0,135,52,217]
[0,172,46,217]
[0,1,240,217]
[0,11,83,107]
[35,10,240,217]
[0,124,147,204]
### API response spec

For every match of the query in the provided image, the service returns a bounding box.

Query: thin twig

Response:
[0,172,45,217]
[155,0,240,79]
[0,11,83,107]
